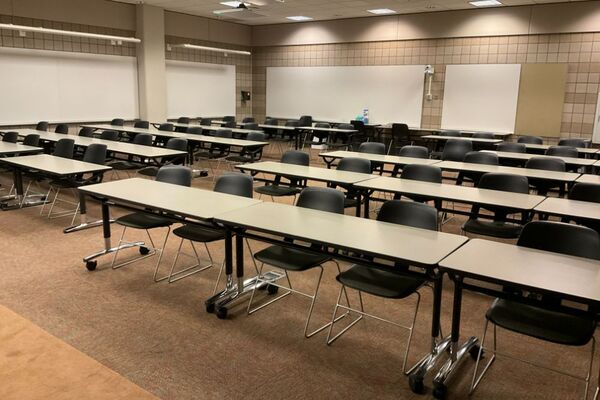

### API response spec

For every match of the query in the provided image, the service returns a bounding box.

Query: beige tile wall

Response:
[252,32,600,142]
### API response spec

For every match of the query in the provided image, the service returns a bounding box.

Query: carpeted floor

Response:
[0,147,595,399]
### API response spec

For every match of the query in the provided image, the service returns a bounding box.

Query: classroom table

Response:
[82,124,164,137]
[534,197,600,222]
[234,161,377,216]
[296,126,358,150]
[408,128,513,138]
[165,122,264,136]
[421,135,503,144]
[319,150,441,170]
[483,150,597,169]
[0,142,43,156]
[498,142,599,156]
[0,154,111,210]
[576,174,600,184]
[78,178,261,271]
[437,239,600,399]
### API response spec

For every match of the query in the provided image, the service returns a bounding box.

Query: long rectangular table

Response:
[0,142,43,156]
[421,135,503,144]
[534,197,600,222]
[483,150,597,169]
[319,150,441,170]
[577,174,600,184]
[163,122,264,136]
[498,142,599,156]
[296,126,358,150]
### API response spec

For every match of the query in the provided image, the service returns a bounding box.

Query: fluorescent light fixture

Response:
[220,1,243,7]
[469,0,502,7]
[286,16,313,21]
[168,43,251,56]
[367,8,396,15]
[0,23,140,43]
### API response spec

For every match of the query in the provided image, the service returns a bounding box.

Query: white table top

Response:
[422,135,503,144]
[184,134,269,148]
[484,150,597,167]
[235,161,377,185]
[168,122,263,135]
[82,124,163,136]
[504,143,599,155]
[216,202,468,266]
[577,174,600,184]
[355,177,545,210]
[0,154,111,175]
[437,160,581,182]
[320,150,441,166]
[535,197,600,221]
[79,178,261,221]
[258,124,297,131]
[440,239,600,304]
[401,127,512,138]
[297,126,358,133]
[0,142,42,155]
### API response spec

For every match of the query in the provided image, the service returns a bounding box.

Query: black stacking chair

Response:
[243,122,259,131]
[392,145,430,176]
[255,150,309,201]
[165,173,255,285]
[327,201,437,374]
[242,117,255,123]
[396,164,442,206]
[225,132,266,165]
[462,173,530,239]
[134,120,150,129]
[327,123,355,151]
[497,142,527,166]
[546,145,578,158]
[2,131,18,143]
[109,133,153,176]
[110,118,124,126]
[389,123,411,154]
[441,130,461,137]
[110,165,193,280]
[78,127,94,137]
[525,157,567,196]
[349,120,368,149]
[222,120,237,129]
[100,130,120,141]
[53,138,75,158]
[138,138,188,178]
[271,120,298,154]
[222,116,236,123]
[472,133,494,139]
[456,151,499,186]
[472,133,495,150]
[175,117,191,133]
[22,134,40,147]
[195,130,232,177]
[35,121,49,131]
[247,187,345,338]
[517,135,543,144]
[199,118,212,126]
[303,122,330,149]
[559,138,587,148]
[441,139,473,161]
[562,183,600,233]
[470,221,600,398]
[298,115,313,127]
[359,142,385,174]
[155,123,174,146]
[334,157,371,209]
[55,124,69,134]
[187,127,203,135]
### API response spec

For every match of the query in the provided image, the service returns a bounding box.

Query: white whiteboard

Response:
[266,65,426,125]
[441,64,521,133]
[166,60,236,119]
[0,47,138,125]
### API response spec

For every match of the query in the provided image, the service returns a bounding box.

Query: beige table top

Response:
[181,133,269,148]
[422,135,503,144]
[484,150,597,167]
[355,177,545,210]
[0,154,111,175]
[235,161,377,185]
[320,150,441,166]
[577,174,600,184]
[259,124,297,131]
[502,143,599,155]
[440,239,600,304]
[79,178,261,221]
[82,124,164,136]
[168,122,263,135]
[0,142,42,155]
[437,160,581,182]
[403,127,512,138]
[535,197,600,221]
[297,126,358,133]
[216,202,469,266]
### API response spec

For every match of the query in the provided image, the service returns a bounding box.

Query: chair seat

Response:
[462,219,523,239]
[173,224,225,243]
[116,212,173,229]
[337,264,425,299]
[254,245,330,271]
[108,160,145,170]
[255,185,302,197]
[137,166,159,177]
[486,298,596,346]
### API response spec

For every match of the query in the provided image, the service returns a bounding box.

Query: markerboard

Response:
[266,65,426,125]
[441,64,521,133]
[166,60,236,119]
[0,47,139,125]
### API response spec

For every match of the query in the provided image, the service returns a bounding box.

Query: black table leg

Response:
[64,190,114,233]
[363,190,370,219]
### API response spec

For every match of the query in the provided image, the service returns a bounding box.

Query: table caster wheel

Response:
[409,375,424,394]
[216,307,228,319]
[85,261,97,271]
[469,344,483,360]
[205,302,215,314]
[139,246,150,255]
[433,383,447,400]
[267,284,279,295]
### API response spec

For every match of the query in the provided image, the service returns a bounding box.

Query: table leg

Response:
[355,191,361,217]
[1,168,45,210]
[363,190,370,219]
[64,190,115,233]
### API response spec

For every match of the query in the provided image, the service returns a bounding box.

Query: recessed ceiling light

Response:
[286,16,313,21]
[469,0,502,7]
[220,1,244,7]
[367,8,397,15]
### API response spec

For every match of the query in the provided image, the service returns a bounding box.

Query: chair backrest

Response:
[281,150,310,165]
[478,173,529,194]
[134,120,150,129]
[463,151,498,165]
[398,145,429,159]
[350,120,366,133]
[53,138,75,159]
[159,123,174,132]
[264,117,278,125]
[222,120,237,128]
[246,132,266,142]
[525,156,566,172]
[166,138,188,151]
[133,133,153,146]
[314,122,330,129]
[358,142,385,155]
[222,116,236,123]
[558,138,587,148]
[518,221,600,260]
[545,145,578,158]
[200,118,212,126]
[55,124,69,134]
[100,130,120,141]
[35,121,49,131]
[242,117,255,123]
[78,127,94,137]
[285,120,299,127]
[156,165,192,187]
[215,129,233,139]
[497,142,526,153]
[23,134,40,146]
[472,132,494,139]
[377,200,438,231]
[298,115,312,127]
[110,118,124,126]
[337,123,354,130]
[177,117,190,124]
[2,131,18,143]
[187,127,203,135]
[517,135,543,144]
[296,187,345,214]
[441,130,461,137]
[401,164,442,183]
[214,172,254,198]
[391,123,409,138]
[337,157,371,174]
[441,139,473,161]
[82,143,107,165]
[244,122,260,130]
[569,182,600,203]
